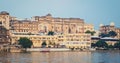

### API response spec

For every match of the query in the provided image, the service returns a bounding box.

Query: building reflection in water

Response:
[0,51,120,63]
[29,52,92,63]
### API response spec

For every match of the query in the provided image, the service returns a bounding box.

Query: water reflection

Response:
[0,51,120,63]
[91,51,120,63]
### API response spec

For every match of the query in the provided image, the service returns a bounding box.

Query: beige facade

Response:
[0,11,10,30]
[100,24,115,34]
[0,26,10,45]
[10,14,93,35]
[115,28,120,39]
[84,24,94,32]
[10,20,39,34]
[11,33,91,49]
[0,11,93,48]
[106,41,117,46]
[0,11,11,45]
[91,36,119,46]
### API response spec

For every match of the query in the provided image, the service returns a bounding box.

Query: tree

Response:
[99,31,117,38]
[108,45,114,49]
[91,31,96,36]
[18,37,33,48]
[99,33,109,38]
[108,31,117,37]
[95,40,108,48]
[114,40,120,50]
[41,41,47,48]
[85,30,91,34]
[48,31,54,35]
[85,30,96,36]
[91,43,96,48]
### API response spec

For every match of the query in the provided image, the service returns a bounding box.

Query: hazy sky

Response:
[0,0,120,30]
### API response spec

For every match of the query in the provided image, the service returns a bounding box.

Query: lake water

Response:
[0,51,120,63]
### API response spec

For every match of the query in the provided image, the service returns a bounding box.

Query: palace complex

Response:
[100,23,120,39]
[0,11,94,49]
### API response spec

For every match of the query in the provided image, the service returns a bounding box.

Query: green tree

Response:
[85,30,96,36]
[91,43,96,48]
[100,31,117,38]
[99,33,110,38]
[41,41,47,48]
[48,31,54,35]
[108,45,114,49]
[18,37,33,48]
[95,40,108,48]
[108,31,117,37]
[85,30,91,33]
[91,31,96,36]
[114,40,120,50]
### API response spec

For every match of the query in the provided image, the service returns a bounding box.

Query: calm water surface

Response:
[0,51,120,63]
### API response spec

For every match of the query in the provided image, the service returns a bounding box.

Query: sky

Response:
[0,0,120,30]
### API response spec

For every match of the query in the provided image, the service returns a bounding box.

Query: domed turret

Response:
[0,11,10,30]
[100,24,104,27]
[110,22,115,26]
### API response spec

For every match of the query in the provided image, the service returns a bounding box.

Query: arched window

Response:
[68,27,71,33]
[44,26,47,32]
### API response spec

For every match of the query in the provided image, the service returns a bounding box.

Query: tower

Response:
[0,11,10,45]
[110,22,115,26]
[0,11,10,30]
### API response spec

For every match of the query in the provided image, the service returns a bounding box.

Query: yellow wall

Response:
[11,33,91,49]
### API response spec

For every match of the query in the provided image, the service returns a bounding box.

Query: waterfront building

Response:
[0,26,10,45]
[11,33,91,49]
[101,37,119,45]
[0,11,93,49]
[91,36,119,46]
[115,28,120,39]
[63,34,91,48]
[0,11,10,30]
[99,22,115,34]
[100,22,120,39]
[0,11,10,45]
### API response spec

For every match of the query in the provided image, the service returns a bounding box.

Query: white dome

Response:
[100,24,103,27]
[110,22,115,26]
